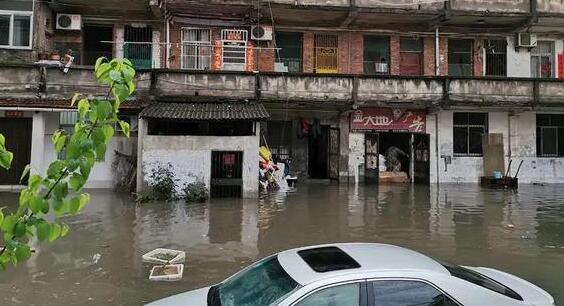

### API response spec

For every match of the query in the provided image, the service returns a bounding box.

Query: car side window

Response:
[372,280,458,306]
[295,283,361,306]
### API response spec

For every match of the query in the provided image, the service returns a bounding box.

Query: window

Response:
[296,283,360,306]
[364,35,389,74]
[0,10,32,48]
[298,246,361,273]
[536,114,564,157]
[442,262,523,301]
[448,39,473,76]
[453,112,488,156]
[399,38,423,76]
[372,280,458,306]
[215,256,300,306]
[276,32,303,73]
[181,28,211,70]
[147,119,254,136]
[221,29,247,71]
[314,34,338,73]
[485,39,507,76]
[531,41,554,78]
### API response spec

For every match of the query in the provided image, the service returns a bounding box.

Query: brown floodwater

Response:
[1,183,564,305]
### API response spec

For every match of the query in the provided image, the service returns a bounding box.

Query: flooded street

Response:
[1,183,564,305]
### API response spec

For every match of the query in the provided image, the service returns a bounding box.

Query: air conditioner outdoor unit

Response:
[251,25,273,41]
[516,33,537,48]
[56,14,82,30]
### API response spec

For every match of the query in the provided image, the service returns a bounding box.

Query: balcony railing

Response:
[277,58,302,73]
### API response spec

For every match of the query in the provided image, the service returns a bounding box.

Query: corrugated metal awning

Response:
[140,102,270,121]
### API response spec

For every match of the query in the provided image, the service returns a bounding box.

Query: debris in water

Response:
[92,253,101,264]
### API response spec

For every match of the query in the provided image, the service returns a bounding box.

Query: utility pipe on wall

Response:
[435,27,440,75]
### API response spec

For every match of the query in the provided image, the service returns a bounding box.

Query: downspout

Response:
[435,113,440,184]
[435,27,440,75]
[165,1,170,69]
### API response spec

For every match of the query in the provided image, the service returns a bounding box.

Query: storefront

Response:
[350,107,429,184]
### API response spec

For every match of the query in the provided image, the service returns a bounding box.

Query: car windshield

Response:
[441,262,523,301]
[213,255,300,306]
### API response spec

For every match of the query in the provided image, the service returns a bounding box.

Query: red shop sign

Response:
[350,108,426,133]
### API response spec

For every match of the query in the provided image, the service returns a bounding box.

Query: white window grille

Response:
[531,41,555,78]
[221,29,247,71]
[181,28,212,70]
[0,10,33,49]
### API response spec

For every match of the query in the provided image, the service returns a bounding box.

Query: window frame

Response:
[536,113,564,157]
[367,278,463,306]
[180,27,212,70]
[0,10,33,50]
[453,112,488,157]
[290,280,367,306]
[530,41,555,78]
[448,39,474,77]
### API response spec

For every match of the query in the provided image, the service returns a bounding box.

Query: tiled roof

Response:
[0,98,142,110]
[140,102,270,121]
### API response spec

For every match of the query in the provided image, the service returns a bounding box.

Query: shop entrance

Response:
[364,132,429,184]
[308,126,329,179]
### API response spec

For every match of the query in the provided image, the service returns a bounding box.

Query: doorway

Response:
[308,125,329,178]
[83,25,113,65]
[0,118,32,185]
[413,133,430,184]
[210,151,243,198]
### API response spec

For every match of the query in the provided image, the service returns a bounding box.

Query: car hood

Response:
[145,287,210,306]
[468,267,554,306]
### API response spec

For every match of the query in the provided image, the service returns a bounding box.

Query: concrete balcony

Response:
[2,64,564,110]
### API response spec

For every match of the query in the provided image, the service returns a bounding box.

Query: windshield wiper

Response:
[207,285,221,306]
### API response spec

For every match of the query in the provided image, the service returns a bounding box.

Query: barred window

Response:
[537,114,564,157]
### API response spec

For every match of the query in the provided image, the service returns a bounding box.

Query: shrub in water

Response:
[137,163,178,202]
[183,182,208,203]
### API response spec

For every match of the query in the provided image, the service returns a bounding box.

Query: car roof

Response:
[277,243,450,285]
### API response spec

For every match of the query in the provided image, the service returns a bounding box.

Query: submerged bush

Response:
[137,163,178,202]
[183,182,208,203]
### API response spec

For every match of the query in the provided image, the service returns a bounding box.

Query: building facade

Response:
[3,0,564,195]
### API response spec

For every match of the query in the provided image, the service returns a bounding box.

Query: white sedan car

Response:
[147,243,554,306]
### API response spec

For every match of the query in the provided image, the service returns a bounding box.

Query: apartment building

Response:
[3,0,564,195]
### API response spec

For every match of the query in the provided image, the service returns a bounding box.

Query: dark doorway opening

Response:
[379,132,411,174]
[308,126,329,178]
[413,133,430,184]
[0,118,32,185]
[83,25,113,66]
[210,151,243,198]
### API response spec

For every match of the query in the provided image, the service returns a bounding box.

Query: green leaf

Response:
[0,150,13,170]
[14,244,31,262]
[46,160,65,179]
[19,188,32,207]
[79,193,90,210]
[60,223,70,237]
[94,57,106,71]
[79,157,92,178]
[36,221,50,241]
[77,99,90,119]
[112,83,130,104]
[92,128,106,148]
[0,208,4,228]
[20,164,31,183]
[118,121,130,137]
[55,135,66,153]
[69,173,86,191]
[68,197,80,214]
[53,182,68,200]
[88,105,98,123]
[71,93,81,106]
[102,124,114,142]
[13,222,26,238]
[0,133,5,147]
[48,223,61,242]
[97,101,113,120]
[95,143,106,161]
[51,198,67,216]
[109,69,122,82]
[95,62,113,84]
[30,196,48,214]
[28,174,42,191]
[1,215,17,234]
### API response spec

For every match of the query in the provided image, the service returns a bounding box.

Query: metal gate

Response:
[0,118,32,185]
[210,151,243,198]
[315,34,338,73]
[328,128,340,181]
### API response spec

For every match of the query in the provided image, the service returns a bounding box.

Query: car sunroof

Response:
[297,246,361,273]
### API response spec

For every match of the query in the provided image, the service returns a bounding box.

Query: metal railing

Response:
[277,57,302,73]
[181,42,213,70]
[363,61,389,75]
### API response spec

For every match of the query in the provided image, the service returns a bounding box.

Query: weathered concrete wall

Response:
[449,0,529,13]
[507,36,530,78]
[357,78,443,104]
[348,132,365,180]
[537,0,564,14]
[449,79,534,105]
[29,111,136,188]
[261,75,353,102]
[141,131,260,198]
[154,72,256,99]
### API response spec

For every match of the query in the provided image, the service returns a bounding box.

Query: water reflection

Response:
[1,184,563,305]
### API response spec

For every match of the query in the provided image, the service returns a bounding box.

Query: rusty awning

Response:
[139,102,270,121]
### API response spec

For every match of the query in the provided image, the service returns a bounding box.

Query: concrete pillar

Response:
[339,112,350,181]
[30,112,45,175]
[115,25,124,59]
[136,117,147,192]
[152,30,161,69]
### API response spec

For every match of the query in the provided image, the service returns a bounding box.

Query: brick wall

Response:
[303,32,314,73]
[439,37,448,76]
[256,41,275,72]
[473,39,484,77]
[338,33,350,74]
[423,37,435,76]
[350,33,364,74]
[389,36,400,75]
[169,24,182,69]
